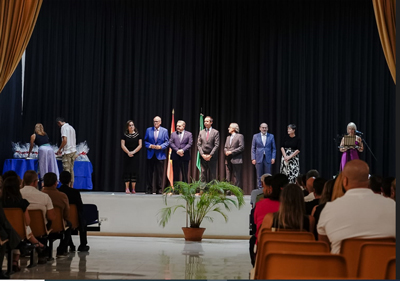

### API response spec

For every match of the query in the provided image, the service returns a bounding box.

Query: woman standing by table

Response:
[121,120,142,194]
[280,124,301,184]
[339,122,363,171]
[28,123,59,180]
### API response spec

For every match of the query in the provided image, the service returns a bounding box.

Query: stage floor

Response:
[81,192,252,238]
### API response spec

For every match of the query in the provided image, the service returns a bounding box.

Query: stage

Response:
[81,192,252,239]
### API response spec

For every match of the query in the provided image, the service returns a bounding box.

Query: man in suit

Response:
[144,116,169,194]
[224,123,244,188]
[251,123,276,188]
[169,120,193,183]
[197,116,220,182]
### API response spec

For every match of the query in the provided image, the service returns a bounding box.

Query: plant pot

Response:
[182,227,206,241]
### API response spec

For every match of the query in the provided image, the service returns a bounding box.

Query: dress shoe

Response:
[69,245,76,252]
[77,245,90,252]
[56,251,69,258]
[145,190,152,194]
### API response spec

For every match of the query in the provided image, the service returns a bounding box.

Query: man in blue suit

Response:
[251,123,276,188]
[144,116,169,194]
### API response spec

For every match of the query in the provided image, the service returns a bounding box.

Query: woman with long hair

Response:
[121,120,142,193]
[262,184,314,232]
[28,123,59,180]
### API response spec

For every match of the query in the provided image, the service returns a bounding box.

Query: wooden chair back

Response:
[385,257,396,280]
[260,252,347,279]
[259,229,315,242]
[51,207,66,233]
[357,242,396,279]
[255,240,329,279]
[28,209,50,237]
[69,204,79,229]
[4,208,26,240]
[340,237,395,278]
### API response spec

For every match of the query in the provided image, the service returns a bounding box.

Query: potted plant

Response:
[158,180,245,241]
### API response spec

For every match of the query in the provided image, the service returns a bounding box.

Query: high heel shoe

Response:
[125,189,131,194]
[131,189,136,194]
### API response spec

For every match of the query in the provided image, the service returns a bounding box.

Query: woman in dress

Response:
[262,183,315,232]
[280,124,301,183]
[28,123,59,180]
[121,120,142,194]
[339,122,363,171]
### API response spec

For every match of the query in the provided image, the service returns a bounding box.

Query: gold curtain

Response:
[372,0,396,84]
[0,0,42,94]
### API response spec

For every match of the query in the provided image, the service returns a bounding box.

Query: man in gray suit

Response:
[197,116,220,182]
[224,123,244,188]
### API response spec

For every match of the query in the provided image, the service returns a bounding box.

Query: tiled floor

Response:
[6,236,252,279]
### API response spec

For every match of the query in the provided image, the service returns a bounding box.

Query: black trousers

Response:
[172,159,189,183]
[200,158,217,182]
[146,156,165,193]
[225,162,243,188]
[68,215,88,247]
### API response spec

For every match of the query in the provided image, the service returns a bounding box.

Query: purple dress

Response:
[340,141,359,171]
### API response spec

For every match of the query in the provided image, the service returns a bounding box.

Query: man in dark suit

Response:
[58,171,90,252]
[251,123,276,188]
[197,116,220,182]
[144,116,169,194]
[224,123,244,188]
[169,120,193,183]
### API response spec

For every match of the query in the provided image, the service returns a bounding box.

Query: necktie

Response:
[206,129,209,141]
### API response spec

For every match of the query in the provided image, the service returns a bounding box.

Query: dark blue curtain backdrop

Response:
[2,0,395,193]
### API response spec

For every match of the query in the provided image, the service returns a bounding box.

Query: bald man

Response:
[317,160,395,254]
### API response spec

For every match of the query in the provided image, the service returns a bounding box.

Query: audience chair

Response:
[69,204,80,230]
[28,209,51,238]
[83,204,101,231]
[254,240,329,279]
[385,257,396,280]
[260,252,347,279]
[340,237,396,278]
[3,208,37,271]
[47,207,68,260]
[357,242,396,279]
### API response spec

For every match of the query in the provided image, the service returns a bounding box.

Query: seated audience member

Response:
[391,179,396,201]
[304,177,315,202]
[58,171,90,252]
[262,184,315,232]
[305,178,326,215]
[306,169,319,180]
[250,173,271,208]
[382,177,395,198]
[296,174,308,196]
[317,160,395,254]
[2,177,46,271]
[369,175,383,195]
[311,179,336,239]
[330,173,345,200]
[42,172,72,257]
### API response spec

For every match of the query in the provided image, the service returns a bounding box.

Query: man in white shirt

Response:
[56,117,77,187]
[317,159,395,254]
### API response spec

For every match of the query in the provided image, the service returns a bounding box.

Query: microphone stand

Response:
[360,135,378,162]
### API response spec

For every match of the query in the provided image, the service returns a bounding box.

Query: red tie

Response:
[206,129,209,141]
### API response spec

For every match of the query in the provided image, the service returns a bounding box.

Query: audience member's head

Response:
[319,179,336,205]
[306,177,315,193]
[313,178,327,197]
[391,179,396,201]
[306,169,319,180]
[342,160,369,191]
[23,170,38,187]
[369,175,383,194]
[59,171,72,186]
[2,170,18,182]
[296,174,305,188]
[277,184,306,230]
[271,174,289,191]
[264,176,280,201]
[43,172,58,187]
[382,177,395,197]
[260,173,272,187]
[2,176,22,204]
[331,173,345,201]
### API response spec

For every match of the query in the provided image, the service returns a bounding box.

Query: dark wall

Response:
[3,0,395,193]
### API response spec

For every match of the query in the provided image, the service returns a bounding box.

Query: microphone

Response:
[355,130,363,135]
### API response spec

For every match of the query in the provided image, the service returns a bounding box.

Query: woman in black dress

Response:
[280,124,301,184]
[121,120,142,194]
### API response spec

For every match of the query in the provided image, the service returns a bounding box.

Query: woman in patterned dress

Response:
[121,120,142,193]
[280,124,301,184]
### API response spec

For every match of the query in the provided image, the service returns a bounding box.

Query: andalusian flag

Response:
[196,113,204,178]
[167,109,175,187]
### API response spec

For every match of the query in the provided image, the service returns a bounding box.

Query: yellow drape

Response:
[0,0,42,94]
[372,0,396,84]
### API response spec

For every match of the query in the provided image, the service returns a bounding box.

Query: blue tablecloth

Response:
[2,159,93,190]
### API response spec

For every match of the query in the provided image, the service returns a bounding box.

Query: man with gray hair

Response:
[224,123,244,188]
